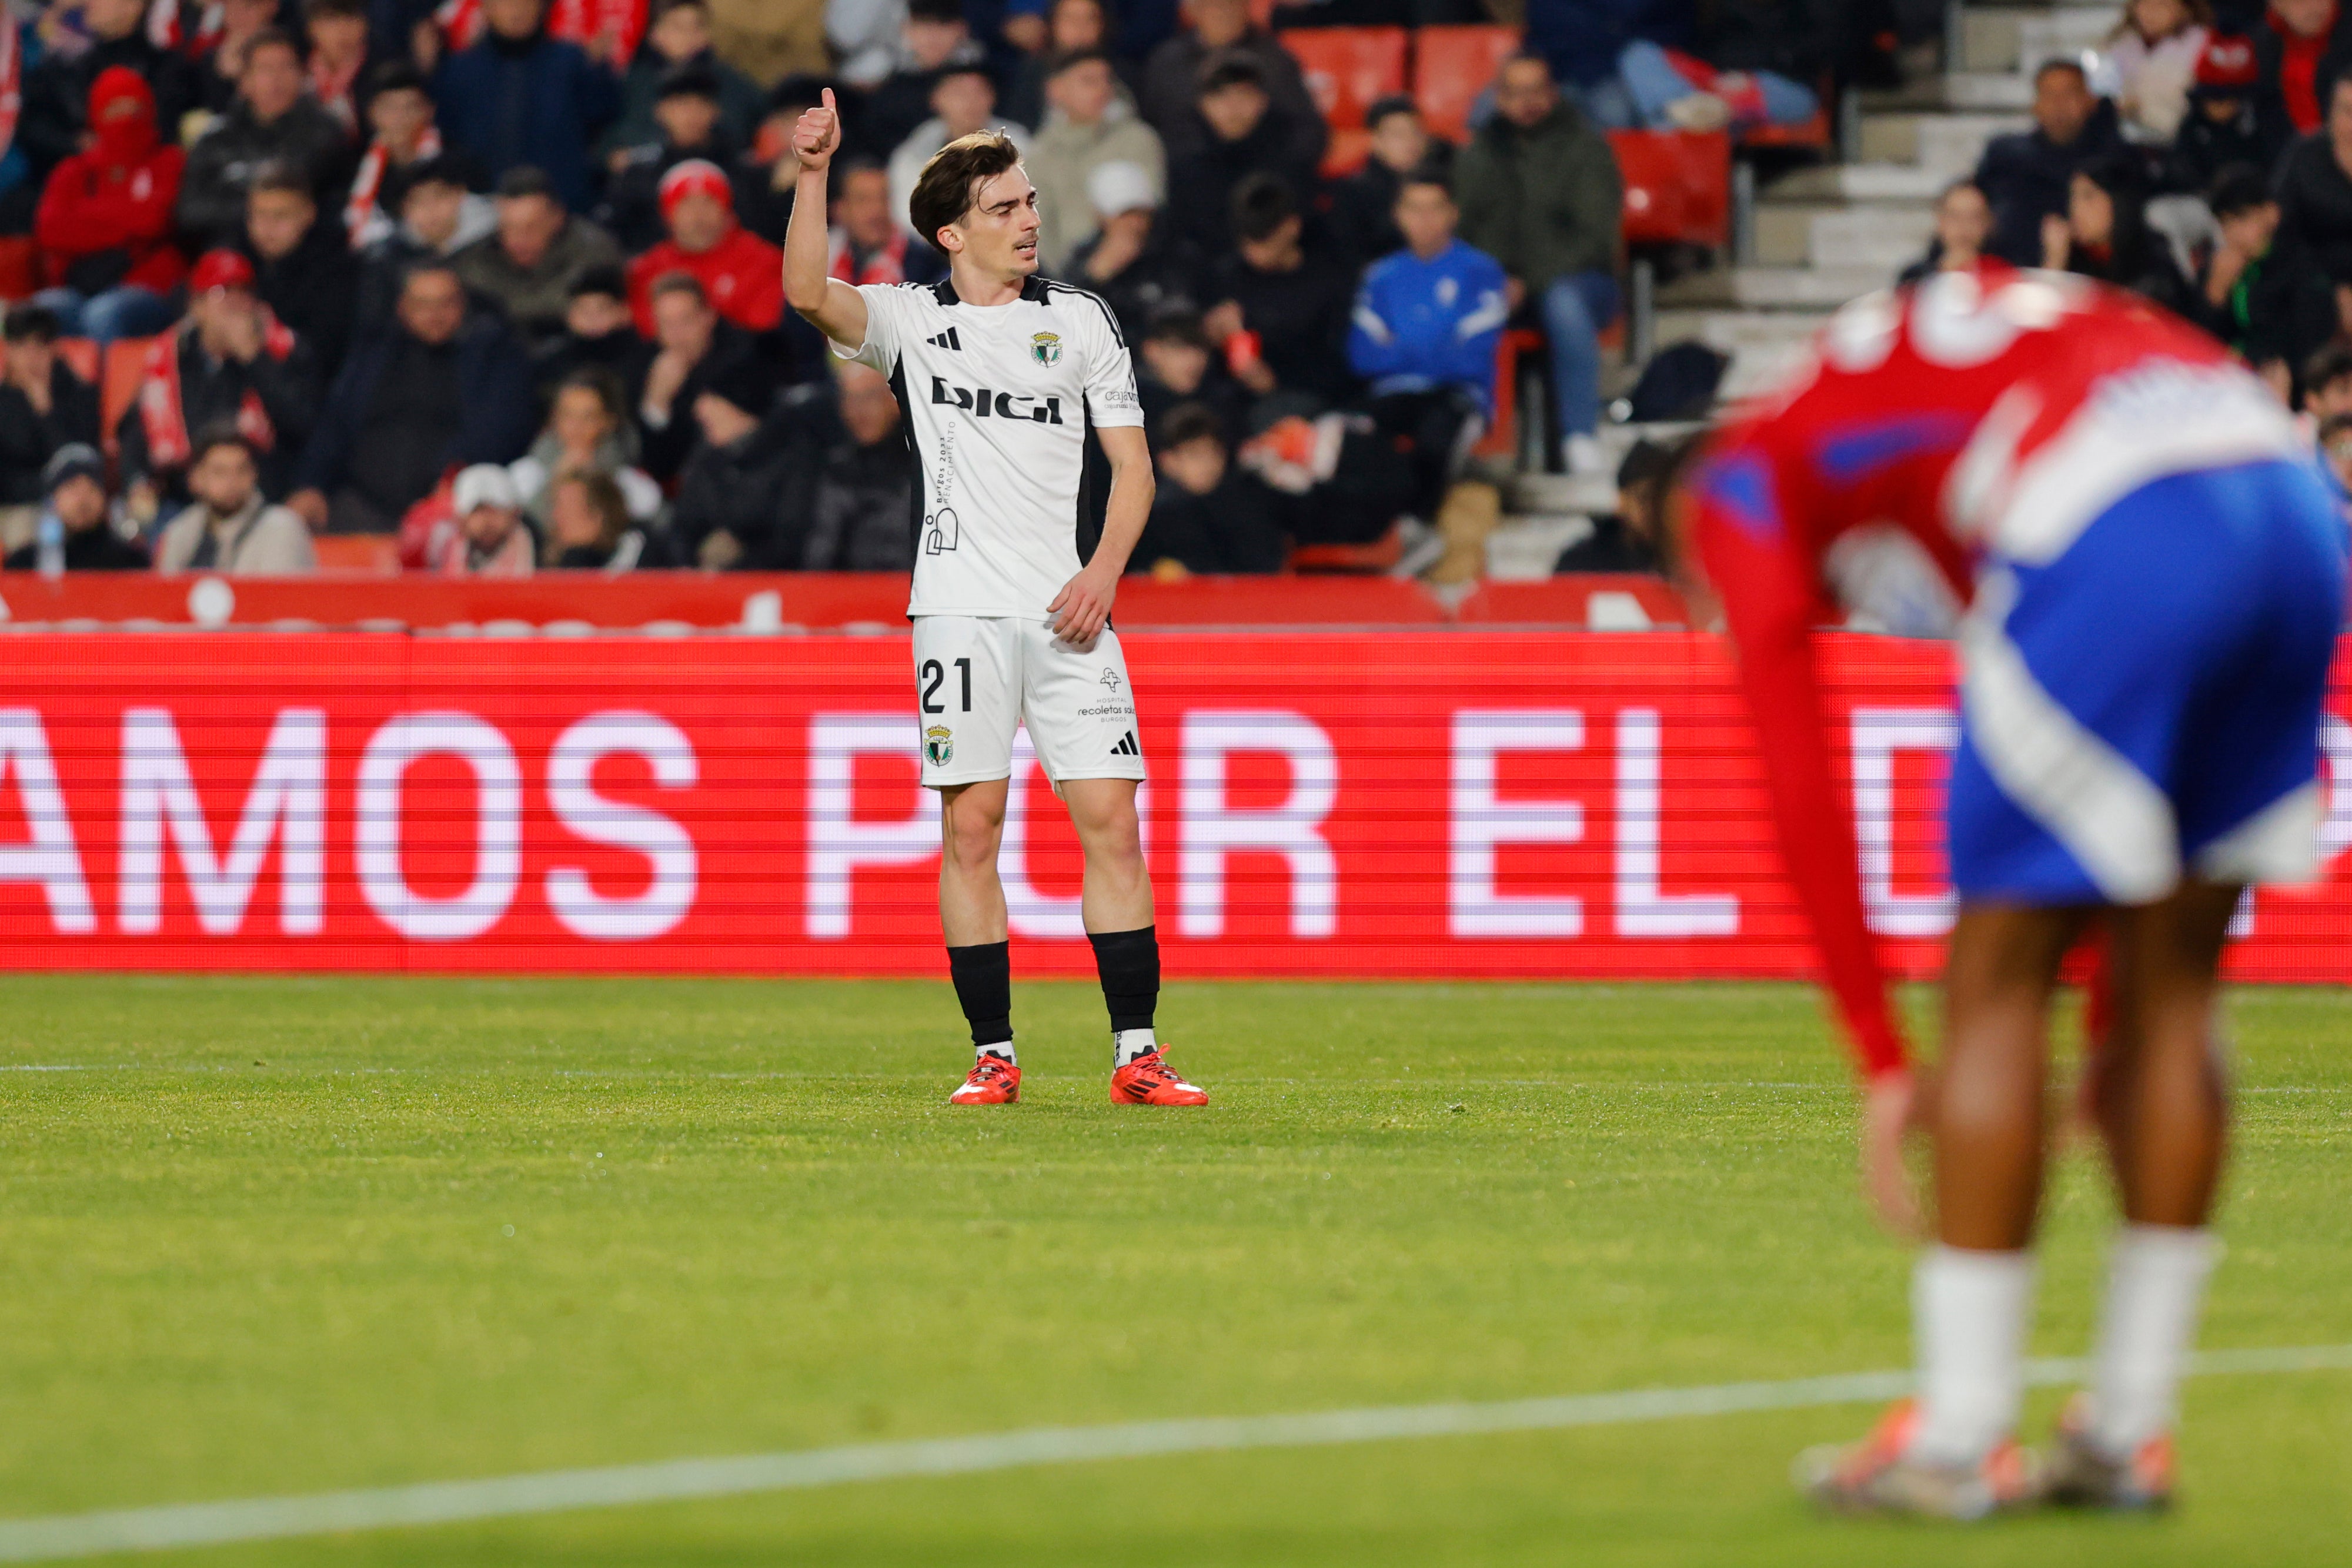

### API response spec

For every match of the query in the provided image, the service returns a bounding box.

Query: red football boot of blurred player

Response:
[1110,1049,1207,1105]
[950,1054,1020,1105]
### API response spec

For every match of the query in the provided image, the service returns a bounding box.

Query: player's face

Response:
[948,167,1041,279]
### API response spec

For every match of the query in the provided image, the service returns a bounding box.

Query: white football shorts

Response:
[910,615,1148,789]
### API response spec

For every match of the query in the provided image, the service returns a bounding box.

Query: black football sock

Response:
[1088,925,1160,1066]
[947,941,1014,1063]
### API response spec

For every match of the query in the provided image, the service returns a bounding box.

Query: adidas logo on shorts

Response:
[1112,731,1140,757]
[926,327,963,351]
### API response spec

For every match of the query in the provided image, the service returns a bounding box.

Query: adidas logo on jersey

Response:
[930,376,1066,424]
[925,327,962,351]
[1112,731,1140,757]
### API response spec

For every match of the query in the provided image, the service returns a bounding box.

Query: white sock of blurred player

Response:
[1909,1245,2036,1465]
[2087,1225,2219,1455]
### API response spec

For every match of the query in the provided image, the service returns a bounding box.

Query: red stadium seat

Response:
[0,236,37,302]
[101,337,156,456]
[313,535,402,575]
[1609,129,1732,250]
[1320,125,1372,177]
[1412,24,1519,142]
[1283,26,1408,132]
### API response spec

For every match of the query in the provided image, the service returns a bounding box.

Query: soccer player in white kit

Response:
[783,91,1208,1106]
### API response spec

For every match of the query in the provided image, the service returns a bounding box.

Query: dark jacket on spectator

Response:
[801,432,917,570]
[116,327,321,500]
[178,98,359,252]
[2194,237,2338,366]
[19,29,202,177]
[2061,229,2199,318]
[433,28,622,214]
[2274,129,2352,283]
[2,523,151,571]
[452,216,625,354]
[1134,468,1287,573]
[1453,101,1623,290]
[253,219,363,379]
[1165,107,1322,256]
[1695,0,1832,86]
[1524,0,1693,88]
[2167,98,2289,195]
[1972,98,2129,266]
[2253,6,2352,141]
[1553,514,1662,573]
[1211,242,1360,404]
[1333,142,1452,266]
[296,313,537,511]
[669,394,823,567]
[0,365,102,507]
[1063,218,1206,341]
[634,322,764,481]
[1141,27,1328,168]
[598,45,766,161]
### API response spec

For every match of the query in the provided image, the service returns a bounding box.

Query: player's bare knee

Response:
[940,785,1008,872]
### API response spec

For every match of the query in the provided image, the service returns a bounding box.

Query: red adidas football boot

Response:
[950,1054,1020,1105]
[1110,1049,1208,1105]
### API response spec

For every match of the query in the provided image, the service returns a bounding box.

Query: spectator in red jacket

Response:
[31,68,188,345]
[625,158,786,335]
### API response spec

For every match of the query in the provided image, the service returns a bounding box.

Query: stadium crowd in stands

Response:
[2,0,2343,584]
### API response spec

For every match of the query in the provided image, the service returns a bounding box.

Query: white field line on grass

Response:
[3,1346,2349,1562]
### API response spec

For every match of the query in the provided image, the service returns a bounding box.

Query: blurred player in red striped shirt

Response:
[1678,268,2345,1517]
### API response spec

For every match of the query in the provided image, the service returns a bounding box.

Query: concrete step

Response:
[1858,111,2029,176]
[1806,203,1936,269]
[1659,264,1889,309]
[1768,161,1948,202]
[1653,307,1832,354]
[1961,5,2113,74]
[1860,72,2034,113]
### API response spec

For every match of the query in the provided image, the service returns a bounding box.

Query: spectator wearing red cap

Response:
[117,249,320,513]
[30,68,188,346]
[16,0,201,182]
[2171,32,2289,190]
[600,59,740,253]
[625,158,786,334]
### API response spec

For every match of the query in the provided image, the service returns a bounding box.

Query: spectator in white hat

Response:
[1026,48,1165,272]
[443,462,537,578]
[1063,157,1201,341]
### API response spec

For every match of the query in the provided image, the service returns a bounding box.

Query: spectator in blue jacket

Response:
[432,0,623,215]
[287,260,539,534]
[1347,169,1508,521]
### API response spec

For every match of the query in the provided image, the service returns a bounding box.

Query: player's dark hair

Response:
[368,59,429,99]
[398,256,462,296]
[1230,172,1297,244]
[243,26,300,67]
[248,160,313,202]
[1365,92,1419,129]
[1395,163,1452,202]
[569,263,627,301]
[2034,56,2089,87]
[908,130,1024,251]
[1158,401,1226,452]
[649,270,710,308]
[1195,52,1267,97]
[1047,46,1114,78]
[190,423,260,469]
[2304,340,2352,399]
[2206,163,2273,219]
[932,61,996,92]
[3,305,62,344]
[1144,306,1211,349]
[908,0,964,25]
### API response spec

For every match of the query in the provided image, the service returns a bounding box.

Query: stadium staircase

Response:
[1487,1,2116,582]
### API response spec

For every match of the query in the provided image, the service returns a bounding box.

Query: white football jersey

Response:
[833,275,1144,619]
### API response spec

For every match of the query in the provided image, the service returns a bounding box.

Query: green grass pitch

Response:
[2,975,2348,1565]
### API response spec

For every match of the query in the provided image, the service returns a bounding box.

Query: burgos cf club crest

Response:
[924,726,954,766]
[1030,331,1061,367]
